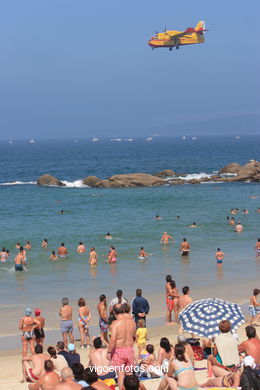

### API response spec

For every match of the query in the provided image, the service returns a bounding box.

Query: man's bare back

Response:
[178,294,193,312]
[60,305,72,321]
[24,353,49,377]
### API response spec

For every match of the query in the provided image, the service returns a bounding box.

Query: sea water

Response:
[0,136,259,341]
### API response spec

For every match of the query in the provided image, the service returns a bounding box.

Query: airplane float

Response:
[148,21,207,50]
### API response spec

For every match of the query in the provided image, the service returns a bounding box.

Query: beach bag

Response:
[191,345,204,361]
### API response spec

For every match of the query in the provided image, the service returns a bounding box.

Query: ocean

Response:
[0,136,259,345]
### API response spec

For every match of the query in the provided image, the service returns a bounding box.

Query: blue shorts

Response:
[60,320,73,333]
[217,260,223,264]
[15,264,23,271]
[249,305,260,317]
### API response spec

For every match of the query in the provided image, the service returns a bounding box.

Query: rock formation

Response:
[37,174,65,186]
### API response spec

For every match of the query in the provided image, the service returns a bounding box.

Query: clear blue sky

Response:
[0,0,259,139]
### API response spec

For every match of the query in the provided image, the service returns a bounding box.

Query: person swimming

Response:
[189,222,197,228]
[49,250,58,260]
[105,232,113,239]
[0,247,8,263]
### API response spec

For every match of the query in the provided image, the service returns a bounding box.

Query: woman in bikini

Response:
[108,246,117,263]
[19,308,40,357]
[78,298,91,349]
[165,343,198,390]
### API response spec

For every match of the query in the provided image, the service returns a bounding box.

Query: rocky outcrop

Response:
[82,176,102,187]
[219,163,242,174]
[107,173,165,188]
[154,169,176,178]
[237,160,260,181]
[37,174,65,186]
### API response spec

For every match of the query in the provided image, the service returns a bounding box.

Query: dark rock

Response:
[82,176,101,187]
[37,174,65,186]
[154,169,176,178]
[107,173,165,188]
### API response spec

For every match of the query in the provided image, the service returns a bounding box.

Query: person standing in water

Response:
[41,239,48,248]
[215,248,224,269]
[77,242,86,253]
[89,247,98,266]
[255,238,260,257]
[180,238,190,256]
[57,243,68,258]
[108,246,117,263]
[160,232,174,245]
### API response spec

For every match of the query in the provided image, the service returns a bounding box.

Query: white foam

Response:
[0,181,36,186]
[177,173,212,181]
[61,180,89,188]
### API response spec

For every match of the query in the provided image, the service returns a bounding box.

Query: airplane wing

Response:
[167,27,200,39]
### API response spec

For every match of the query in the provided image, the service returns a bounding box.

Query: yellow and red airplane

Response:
[148,21,207,50]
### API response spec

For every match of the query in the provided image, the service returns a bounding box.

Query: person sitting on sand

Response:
[159,343,197,390]
[71,363,88,387]
[57,242,68,258]
[55,367,82,390]
[255,238,260,257]
[105,232,113,239]
[239,326,260,365]
[34,308,45,345]
[77,297,91,349]
[83,367,112,390]
[180,238,190,256]
[49,250,58,260]
[156,337,174,373]
[235,221,244,233]
[124,375,147,390]
[77,241,86,253]
[160,232,174,244]
[249,289,260,325]
[22,344,49,383]
[47,346,68,376]
[28,359,60,390]
[89,336,115,380]
[41,238,48,248]
[177,335,195,365]
[208,320,240,374]
[66,344,80,367]
[89,247,98,266]
[19,308,40,357]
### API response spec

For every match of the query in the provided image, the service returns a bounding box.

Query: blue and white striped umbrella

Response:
[178,298,245,339]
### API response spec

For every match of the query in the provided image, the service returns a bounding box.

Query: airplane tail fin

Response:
[195,20,205,31]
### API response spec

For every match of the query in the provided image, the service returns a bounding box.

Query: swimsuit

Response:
[0,253,7,262]
[173,360,197,390]
[34,328,45,339]
[249,305,260,317]
[26,368,39,383]
[60,320,73,333]
[23,330,34,340]
[99,318,108,333]
[15,264,23,271]
[111,346,135,371]
[78,315,89,328]
[217,259,223,264]
[167,296,175,311]
[110,257,117,263]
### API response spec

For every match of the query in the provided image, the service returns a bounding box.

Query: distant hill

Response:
[156,114,260,136]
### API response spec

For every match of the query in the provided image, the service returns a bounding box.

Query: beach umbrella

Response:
[178,298,245,339]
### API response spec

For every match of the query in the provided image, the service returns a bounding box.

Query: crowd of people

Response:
[17,278,260,390]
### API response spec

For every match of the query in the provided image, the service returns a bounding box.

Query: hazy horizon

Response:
[0,1,259,139]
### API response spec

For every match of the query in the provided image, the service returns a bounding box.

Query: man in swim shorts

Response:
[97,294,109,344]
[59,297,74,348]
[22,344,48,383]
[107,304,136,390]
[14,248,25,271]
[57,243,68,258]
[180,238,190,256]
[215,248,224,269]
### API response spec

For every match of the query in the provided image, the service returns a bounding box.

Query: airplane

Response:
[148,21,207,50]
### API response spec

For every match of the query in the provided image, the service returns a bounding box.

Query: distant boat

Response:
[127,138,133,142]
[74,139,78,143]
[146,137,153,141]
[29,139,35,143]
[110,138,122,142]
[9,140,13,144]
[92,137,99,142]
[235,136,240,139]
[182,136,187,140]
[192,137,197,140]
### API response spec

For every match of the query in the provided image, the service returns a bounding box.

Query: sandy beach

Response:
[0,320,258,390]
